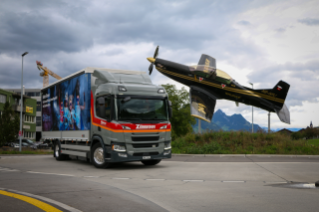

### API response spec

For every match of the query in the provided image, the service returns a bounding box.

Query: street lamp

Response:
[249,82,253,133]
[19,52,28,152]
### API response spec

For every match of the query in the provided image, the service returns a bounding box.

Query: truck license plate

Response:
[142,156,151,160]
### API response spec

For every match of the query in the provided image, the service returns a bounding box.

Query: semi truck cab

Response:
[90,70,172,167]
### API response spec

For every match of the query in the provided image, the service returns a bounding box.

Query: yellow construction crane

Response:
[36,61,62,87]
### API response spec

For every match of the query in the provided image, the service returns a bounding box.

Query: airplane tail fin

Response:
[256,80,290,109]
[256,80,290,124]
[272,80,290,101]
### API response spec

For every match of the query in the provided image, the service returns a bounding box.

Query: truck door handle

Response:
[98,126,101,131]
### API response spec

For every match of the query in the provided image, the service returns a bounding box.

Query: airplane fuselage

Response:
[154,58,284,113]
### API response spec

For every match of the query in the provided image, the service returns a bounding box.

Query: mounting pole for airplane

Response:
[249,82,254,133]
[198,119,201,134]
[268,112,271,133]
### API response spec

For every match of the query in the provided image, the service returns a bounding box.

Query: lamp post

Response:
[249,82,253,133]
[19,52,28,152]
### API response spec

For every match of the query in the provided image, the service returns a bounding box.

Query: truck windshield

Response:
[117,97,168,122]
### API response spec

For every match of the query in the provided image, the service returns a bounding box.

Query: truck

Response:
[41,67,172,168]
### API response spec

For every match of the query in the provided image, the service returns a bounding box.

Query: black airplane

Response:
[147,46,290,124]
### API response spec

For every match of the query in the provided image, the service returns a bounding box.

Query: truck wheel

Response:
[54,141,68,161]
[141,159,161,166]
[92,143,112,168]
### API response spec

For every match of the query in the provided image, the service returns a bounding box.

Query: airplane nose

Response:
[147,57,155,63]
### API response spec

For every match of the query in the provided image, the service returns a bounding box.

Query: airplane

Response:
[146,46,290,124]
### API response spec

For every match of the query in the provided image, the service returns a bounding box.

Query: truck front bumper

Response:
[106,149,172,163]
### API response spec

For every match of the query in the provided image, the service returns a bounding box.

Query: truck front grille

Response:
[132,136,159,142]
[132,143,159,148]
[133,152,159,156]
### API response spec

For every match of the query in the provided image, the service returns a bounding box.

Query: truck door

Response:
[95,95,113,144]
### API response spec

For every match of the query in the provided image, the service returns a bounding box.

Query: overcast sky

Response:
[0,0,318,129]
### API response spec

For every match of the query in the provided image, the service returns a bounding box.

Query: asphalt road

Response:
[0,154,319,212]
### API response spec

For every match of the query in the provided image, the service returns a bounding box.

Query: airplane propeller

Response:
[147,46,159,75]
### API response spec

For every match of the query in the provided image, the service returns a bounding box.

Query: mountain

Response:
[262,127,302,132]
[192,109,262,132]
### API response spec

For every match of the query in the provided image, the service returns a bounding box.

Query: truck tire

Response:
[92,143,112,168]
[54,141,68,161]
[141,159,161,166]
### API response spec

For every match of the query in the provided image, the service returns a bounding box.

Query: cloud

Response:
[298,18,319,26]
[275,27,286,33]
[237,20,251,26]
[248,60,319,107]
[0,0,318,129]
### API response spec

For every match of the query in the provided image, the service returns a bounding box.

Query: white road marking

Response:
[264,181,288,184]
[112,178,130,180]
[83,176,100,178]
[145,179,166,181]
[26,171,74,176]
[300,184,316,188]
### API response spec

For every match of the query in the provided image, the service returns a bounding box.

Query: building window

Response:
[0,94,7,103]
[37,102,41,111]
[26,92,35,97]
[36,117,41,126]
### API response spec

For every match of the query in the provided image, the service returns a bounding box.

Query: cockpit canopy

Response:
[188,65,233,84]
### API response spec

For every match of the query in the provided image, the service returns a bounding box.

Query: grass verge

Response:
[0,148,53,155]
[172,131,319,155]
[307,139,319,147]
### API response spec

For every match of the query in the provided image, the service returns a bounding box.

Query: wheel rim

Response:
[94,147,105,165]
[55,144,60,157]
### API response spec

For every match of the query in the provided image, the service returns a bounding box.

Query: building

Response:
[8,88,42,141]
[276,128,293,136]
[0,88,36,141]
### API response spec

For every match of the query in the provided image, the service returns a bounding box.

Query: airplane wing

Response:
[190,86,219,123]
[198,54,216,69]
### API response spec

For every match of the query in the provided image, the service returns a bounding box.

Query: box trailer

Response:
[41,67,172,168]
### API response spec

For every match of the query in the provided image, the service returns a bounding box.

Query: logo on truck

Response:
[136,124,156,129]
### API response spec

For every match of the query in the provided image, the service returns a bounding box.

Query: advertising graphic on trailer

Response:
[42,74,91,131]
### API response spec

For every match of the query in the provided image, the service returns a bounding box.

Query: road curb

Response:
[172,154,319,158]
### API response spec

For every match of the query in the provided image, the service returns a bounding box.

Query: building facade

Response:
[8,88,42,141]
[0,88,36,141]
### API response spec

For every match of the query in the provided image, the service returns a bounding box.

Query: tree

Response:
[0,102,20,146]
[162,84,195,140]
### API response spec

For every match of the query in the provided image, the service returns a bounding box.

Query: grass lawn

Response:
[172,131,319,155]
[307,139,319,147]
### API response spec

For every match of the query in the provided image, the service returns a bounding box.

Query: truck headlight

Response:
[164,142,171,150]
[122,125,131,130]
[160,125,167,129]
[112,144,126,152]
